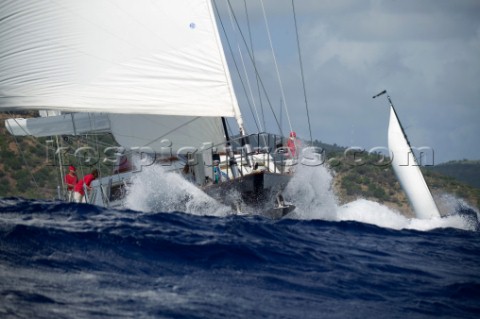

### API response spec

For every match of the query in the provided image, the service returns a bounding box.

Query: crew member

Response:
[73,169,99,203]
[64,165,78,201]
[287,131,301,158]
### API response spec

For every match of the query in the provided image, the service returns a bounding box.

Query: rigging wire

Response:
[243,0,266,131]
[55,135,66,198]
[259,0,293,135]
[223,0,283,135]
[241,0,268,147]
[214,1,260,133]
[225,4,265,132]
[291,0,313,145]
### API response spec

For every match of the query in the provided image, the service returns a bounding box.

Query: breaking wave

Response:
[124,164,230,216]
[124,161,478,232]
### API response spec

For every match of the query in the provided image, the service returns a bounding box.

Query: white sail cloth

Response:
[5,112,226,153]
[0,0,240,118]
[109,114,226,153]
[5,113,110,137]
[388,105,441,219]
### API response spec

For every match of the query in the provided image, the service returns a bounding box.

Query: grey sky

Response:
[217,0,480,164]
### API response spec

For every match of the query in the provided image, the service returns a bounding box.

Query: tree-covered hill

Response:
[425,160,480,189]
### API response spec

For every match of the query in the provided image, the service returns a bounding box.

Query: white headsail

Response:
[387,100,441,219]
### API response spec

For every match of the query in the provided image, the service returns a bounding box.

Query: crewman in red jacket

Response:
[65,165,78,201]
[73,169,99,203]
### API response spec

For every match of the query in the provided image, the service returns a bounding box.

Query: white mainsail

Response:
[1,0,247,152]
[0,0,242,121]
[388,104,441,219]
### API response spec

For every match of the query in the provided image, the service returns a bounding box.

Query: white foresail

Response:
[388,105,441,219]
[0,0,241,119]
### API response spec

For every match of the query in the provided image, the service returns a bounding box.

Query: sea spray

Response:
[435,192,480,217]
[124,164,230,216]
[123,157,477,231]
[283,162,339,220]
[434,192,480,230]
[281,163,409,228]
[337,199,408,229]
[337,199,477,231]
[283,163,478,231]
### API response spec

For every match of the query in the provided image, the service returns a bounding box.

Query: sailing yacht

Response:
[0,0,297,217]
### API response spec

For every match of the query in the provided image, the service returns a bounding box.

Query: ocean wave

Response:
[1,197,479,318]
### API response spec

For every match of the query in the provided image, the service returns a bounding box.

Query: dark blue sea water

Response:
[1,197,479,319]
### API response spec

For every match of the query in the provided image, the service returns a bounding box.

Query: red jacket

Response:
[65,173,78,191]
[74,173,96,195]
[287,138,301,157]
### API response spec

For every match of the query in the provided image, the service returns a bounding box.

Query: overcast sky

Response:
[215,0,480,164]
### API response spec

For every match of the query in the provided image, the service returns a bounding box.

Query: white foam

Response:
[124,165,230,216]
[337,199,409,230]
[283,163,339,220]
[283,164,478,231]
[123,158,477,231]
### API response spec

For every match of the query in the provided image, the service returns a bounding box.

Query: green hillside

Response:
[426,160,480,189]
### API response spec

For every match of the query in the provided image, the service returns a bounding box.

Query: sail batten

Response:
[0,0,239,118]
